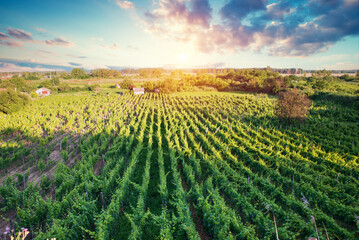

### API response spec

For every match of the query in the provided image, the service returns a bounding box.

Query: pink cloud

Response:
[140,0,359,56]
[0,32,9,40]
[0,41,23,47]
[34,27,48,32]
[45,37,74,47]
[145,0,212,28]
[100,43,119,49]
[7,28,33,40]
[116,0,134,9]
[34,50,58,56]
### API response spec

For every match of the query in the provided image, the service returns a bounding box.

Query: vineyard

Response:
[0,92,358,239]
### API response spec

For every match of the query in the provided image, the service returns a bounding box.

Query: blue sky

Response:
[0,0,358,72]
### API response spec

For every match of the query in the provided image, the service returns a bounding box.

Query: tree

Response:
[0,76,29,92]
[71,68,87,79]
[120,78,134,89]
[143,81,159,91]
[276,88,312,122]
[161,78,178,93]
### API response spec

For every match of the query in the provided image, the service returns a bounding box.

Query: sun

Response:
[178,53,188,63]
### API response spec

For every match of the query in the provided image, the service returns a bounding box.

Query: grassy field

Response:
[0,91,358,239]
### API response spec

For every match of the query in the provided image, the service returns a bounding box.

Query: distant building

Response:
[133,88,145,95]
[0,74,13,80]
[115,83,121,88]
[0,88,7,92]
[36,87,51,96]
[154,88,160,93]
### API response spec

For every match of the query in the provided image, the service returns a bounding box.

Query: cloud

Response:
[69,62,82,66]
[7,28,33,40]
[306,54,348,62]
[140,0,359,57]
[220,0,267,23]
[145,0,212,28]
[127,45,139,51]
[91,37,104,42]
[116,0,134,9]
[0,58,74,72]
[322,61,359,70]
[194,62,227,69]
[0,41,23,47]
[45,37,74,47]
[0,32,9,40]
[34,50,58,56]
[3,27,75,48]
[34,27,48,32]
[101,43,119,49]
[111,43,118,49]
[0,62,63,72]
[66,54,87,58]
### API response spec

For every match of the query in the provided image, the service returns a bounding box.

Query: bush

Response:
[161,78,179,93]
[276,88,312,122]
[120,78,134,89]
[88,84,100,91]
[40,175,52,192]
[57,83,72,92]
[0,90,30,114]
[30,91,38,98]
[60,150,69,161]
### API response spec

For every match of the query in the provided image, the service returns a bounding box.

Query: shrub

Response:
[30,91,38,98]
[276,88,312,122]
[0,90,30,114]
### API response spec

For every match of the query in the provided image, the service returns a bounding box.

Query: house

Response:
[133,88,145,95]
[36,87,51,96]
[115,84,121,88]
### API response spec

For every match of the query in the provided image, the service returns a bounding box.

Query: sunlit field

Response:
[1,91,358,239]
[1,0,359,239]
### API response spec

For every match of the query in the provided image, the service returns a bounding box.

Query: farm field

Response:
[0,92,358,239]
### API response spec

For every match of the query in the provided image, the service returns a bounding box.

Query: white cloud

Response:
[91,37,104,42]
[100,43,119,49]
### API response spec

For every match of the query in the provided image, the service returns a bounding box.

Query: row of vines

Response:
[0,92,358,239]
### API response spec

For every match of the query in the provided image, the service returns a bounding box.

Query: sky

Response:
[0,0,358,72]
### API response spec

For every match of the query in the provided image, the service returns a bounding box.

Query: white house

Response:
[36,87,51,96]
[133,88,145,95]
